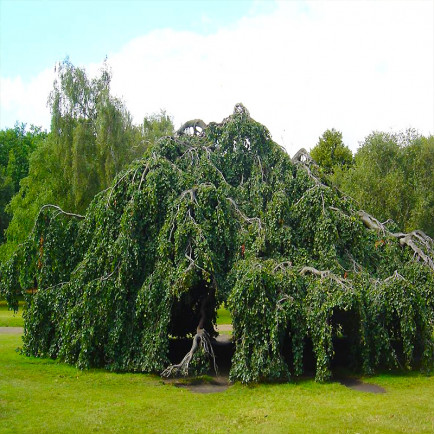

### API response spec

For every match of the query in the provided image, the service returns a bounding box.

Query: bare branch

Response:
[39,204,85,220]
[273,261,293,272]
[292,148,313,164]
[384,270,406,283]
[226,197,262,230]
[299,266,350,288]
[358,210,434,269]
[175,119,207,137]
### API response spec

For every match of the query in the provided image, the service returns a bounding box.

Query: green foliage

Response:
[0,105,432,384]
[310,129,353,174]
[333,130,434,237]
[1,59,173,261]
[0,124,46,245]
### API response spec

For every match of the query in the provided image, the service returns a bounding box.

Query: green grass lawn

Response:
[0,332,433,433]
[216,305,232,325]
[0,301,24,327]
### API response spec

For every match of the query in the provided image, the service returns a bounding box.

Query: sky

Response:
[0,0,433,156]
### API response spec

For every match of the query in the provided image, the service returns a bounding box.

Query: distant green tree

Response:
[48,57,132,211]
[1,59,174,261]
[310,129,353,174]
[1,136,61,260]
[334,130,434,237]
[141,110,174,145]
[0,124,46,243]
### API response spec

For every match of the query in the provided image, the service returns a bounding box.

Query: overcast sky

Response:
[0,0,433,155]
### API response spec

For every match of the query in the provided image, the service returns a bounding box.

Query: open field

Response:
[0,331,433,434]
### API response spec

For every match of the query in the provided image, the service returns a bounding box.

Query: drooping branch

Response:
[39,204,85,220]
[226,197,262,230]
[358,210,434,269]
[299,266,350,288]
[396,231,434,269]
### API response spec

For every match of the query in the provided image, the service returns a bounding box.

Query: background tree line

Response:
[0,59,174,261]
[0,58,433,263]
[310,128,434,237]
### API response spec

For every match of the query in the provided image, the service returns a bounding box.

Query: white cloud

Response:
[1,0,433,155]
[0,68,54,130]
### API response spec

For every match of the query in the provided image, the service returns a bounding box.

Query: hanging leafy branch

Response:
[0,104,432,383]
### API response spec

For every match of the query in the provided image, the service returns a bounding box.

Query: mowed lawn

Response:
[0,301,24,327]
[0,329,433,434]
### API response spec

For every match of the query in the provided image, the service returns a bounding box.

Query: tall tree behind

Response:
[310,129,353,175]
[48,58,138,211]
[334,130,434,237]
[1,58,174,261]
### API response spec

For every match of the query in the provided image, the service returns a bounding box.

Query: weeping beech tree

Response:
[1,104,433,383]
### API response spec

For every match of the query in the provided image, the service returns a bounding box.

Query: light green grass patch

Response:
[0,301,24,327]
[216,305,232,325]
[0,332,433,433]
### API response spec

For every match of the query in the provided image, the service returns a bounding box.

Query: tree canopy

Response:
[310,129,353,175]
[0,124,46,245]
[0,59,173,261]
[1,104,433,384]
[333,130,434,237]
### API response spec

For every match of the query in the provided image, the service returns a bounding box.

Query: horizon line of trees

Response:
[0,58,433,264]
[310,128,433,237]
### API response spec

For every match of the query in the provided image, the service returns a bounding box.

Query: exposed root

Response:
[161,329,218,377]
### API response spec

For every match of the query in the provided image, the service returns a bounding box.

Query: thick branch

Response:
[175,119,207,136]
[299,266,330,279]
[273,261,293,272]
[292,148,313,164]
[358,210,434,269]
[396,231,434,269]
[299,266,349,288]
[357,210,384,232]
